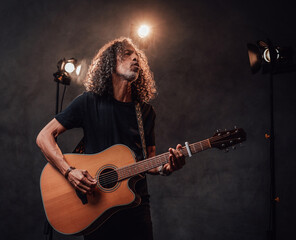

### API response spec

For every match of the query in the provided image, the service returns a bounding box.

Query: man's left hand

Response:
[163,144,185,174]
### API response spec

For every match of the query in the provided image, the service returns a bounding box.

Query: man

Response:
[36,37,185,240]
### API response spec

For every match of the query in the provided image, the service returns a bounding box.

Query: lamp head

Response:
[54,58,81,85]
[247,40,296,74]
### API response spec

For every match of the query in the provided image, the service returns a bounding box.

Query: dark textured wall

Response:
[1,0,296,239]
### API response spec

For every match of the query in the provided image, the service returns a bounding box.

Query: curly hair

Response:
[84,37,157,103]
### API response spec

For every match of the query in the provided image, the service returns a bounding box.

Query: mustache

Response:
[131,62,139,67]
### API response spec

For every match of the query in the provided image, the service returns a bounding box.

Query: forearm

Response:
[37,134,69,175]
[36,119,69,176]
[37,119,96,193]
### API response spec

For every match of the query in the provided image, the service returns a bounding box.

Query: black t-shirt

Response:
[55,91,156,201]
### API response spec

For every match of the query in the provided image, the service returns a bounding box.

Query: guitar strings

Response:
[97,137,216,185]
[97,151,173,186]
[98,137,219,186]
[97,133,240,186]
[97,142,202,186]
[97,152,170,185]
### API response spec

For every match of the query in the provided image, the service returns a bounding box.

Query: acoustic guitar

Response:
[40,128,246,235]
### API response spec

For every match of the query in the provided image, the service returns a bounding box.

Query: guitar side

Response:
[40,144,142,235]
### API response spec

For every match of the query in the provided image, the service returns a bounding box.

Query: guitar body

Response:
[40,144,142,235]
[40,128,246,236]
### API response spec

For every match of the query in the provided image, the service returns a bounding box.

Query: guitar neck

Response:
[117,138,212,181]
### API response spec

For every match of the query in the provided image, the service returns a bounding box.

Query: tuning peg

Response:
[225,148,229,153]
[234,126,237,129]
[215,129,222,136]
[232,146,236,150]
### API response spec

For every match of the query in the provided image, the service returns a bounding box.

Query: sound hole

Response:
[98,168,118,189]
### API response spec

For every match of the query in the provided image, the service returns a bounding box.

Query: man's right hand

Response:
[67,169,97,194]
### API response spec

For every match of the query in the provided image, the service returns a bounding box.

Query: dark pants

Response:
[84,204,154,240]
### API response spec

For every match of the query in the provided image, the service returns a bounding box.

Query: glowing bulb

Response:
[263,49,271,63]
[263,48,279,63]
[137,25,150,38]
[64,62,75,73]
[76,65,81,75]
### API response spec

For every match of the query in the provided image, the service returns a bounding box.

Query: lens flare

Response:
[76,65,81,75]
[137,25,150,38]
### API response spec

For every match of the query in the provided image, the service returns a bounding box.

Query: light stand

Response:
[43,58,80,240]
[267,67,276,240]
[53,69,71,115]
[247,39,296,240]
[265,40,277,240]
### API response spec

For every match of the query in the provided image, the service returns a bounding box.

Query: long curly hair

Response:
[84,37,157,103]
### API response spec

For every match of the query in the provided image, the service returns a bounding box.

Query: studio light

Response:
[53,58,81,115]
[137,25,150,38]
[54,58,81,85]
[130,23,154,49]
[247,40,296,74]
[247,39,296,240]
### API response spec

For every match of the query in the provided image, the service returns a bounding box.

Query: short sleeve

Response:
[55,93,86,129]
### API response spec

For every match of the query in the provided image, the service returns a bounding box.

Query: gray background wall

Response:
[1,0,296,239]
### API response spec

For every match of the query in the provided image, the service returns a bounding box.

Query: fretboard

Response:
[117,138,212,181]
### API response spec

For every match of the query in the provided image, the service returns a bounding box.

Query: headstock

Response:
[210,128,246,150]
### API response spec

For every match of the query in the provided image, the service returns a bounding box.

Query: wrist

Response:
[64,166,76,179]
[158,165,171,176]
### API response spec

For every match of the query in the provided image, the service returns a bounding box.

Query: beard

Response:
[117,69,139,82]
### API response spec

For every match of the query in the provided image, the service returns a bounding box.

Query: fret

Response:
[199,141,203,151]
[192,144,196,153]
[117,138,212,181]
